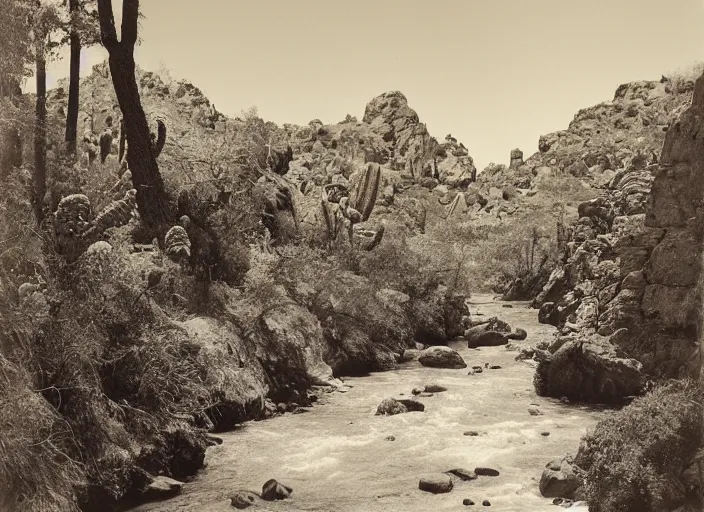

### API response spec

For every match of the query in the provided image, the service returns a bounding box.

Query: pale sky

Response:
[31,0,704,170]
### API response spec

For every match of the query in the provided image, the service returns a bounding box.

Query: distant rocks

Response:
[418,346,467,369]
[509,148,524,169]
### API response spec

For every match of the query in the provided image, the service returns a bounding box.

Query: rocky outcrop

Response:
[363,92,476,187]
[534,71,704,403]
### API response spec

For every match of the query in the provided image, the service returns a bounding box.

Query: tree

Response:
[30,1,62,224]
[0,0,32,97]
[63,0,99,154]
[97,0,172,232]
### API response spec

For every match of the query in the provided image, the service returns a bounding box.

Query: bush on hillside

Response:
[575,379,704,512]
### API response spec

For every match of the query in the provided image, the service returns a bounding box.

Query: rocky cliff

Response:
[532,74,704,403]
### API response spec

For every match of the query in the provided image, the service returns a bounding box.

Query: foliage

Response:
[0,0,33,91]
[575,379,704,512]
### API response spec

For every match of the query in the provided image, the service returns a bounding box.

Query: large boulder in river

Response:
[539,457,582,499]
[418,475,454,494]
[261,479,293,501]
[375,398,408,416]
[464,317,512,348]
[533,334,645,404]
[418,346,467,369]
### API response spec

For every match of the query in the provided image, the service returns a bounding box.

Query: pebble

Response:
[482,499,491,506]
[464,430,480,436]
[541,431,550,436]
[489,365,502,369]
[463,498,475,505]
[385,435,395,441]
[528,406,543,416]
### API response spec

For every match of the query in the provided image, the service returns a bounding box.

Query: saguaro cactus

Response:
[351,162,381,221]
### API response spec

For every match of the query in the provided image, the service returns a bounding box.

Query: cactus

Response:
[152,118,166,158]
[351,162,381,221]
[164,225,191,263]
[119,116,166,163]
[84,189,138,239]
[54,194,93,261]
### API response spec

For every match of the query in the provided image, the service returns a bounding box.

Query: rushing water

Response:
[133,296,608,512]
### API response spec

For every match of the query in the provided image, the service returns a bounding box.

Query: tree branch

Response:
[120,0,139,48]
[96,0,118,50]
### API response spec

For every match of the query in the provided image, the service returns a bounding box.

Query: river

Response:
[133,295,609,512]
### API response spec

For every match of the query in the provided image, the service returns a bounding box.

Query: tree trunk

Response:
[33,40,47,224]
[97,0,172,233]
[65,0,81,154]
[107,49,172,229]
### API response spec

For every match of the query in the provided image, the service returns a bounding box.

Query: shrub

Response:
[575,379,704,512]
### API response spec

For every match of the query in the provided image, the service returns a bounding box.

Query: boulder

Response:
[375,398,408,416]
[418,346,467,369]
[534,335,645,404]
[539,458,582,499]
[230,490,259,509]
[418,475,454,494]
[142,476,183,501]
[261,479,292,501]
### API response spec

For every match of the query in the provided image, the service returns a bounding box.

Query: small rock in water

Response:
[482,499,491,506]
[489,365,502,370]
[528,406,543,416]
[399,392,405,396]
[143,476,183,500]
[397,399,425,412]
[261,479,292,501]
[472,366,483,373]
[463,498,475,505]
[502,304,513,308]
[484,362,489,368]
[424,383,448,393]
[541,431,550,436]
[376,398,408,416]
[385,435,396,441]
[446,468,478,481]
[560,396,570,404]
[419,475,453,494]
[412,387,423,395]
[230,490,258,509]
[475,467,500,477]
[418,393,434,397]
[464,430,480,436]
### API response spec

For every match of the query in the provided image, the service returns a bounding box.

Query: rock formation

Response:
[533,71,704,403]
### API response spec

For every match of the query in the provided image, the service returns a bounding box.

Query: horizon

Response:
[25,0,704,170]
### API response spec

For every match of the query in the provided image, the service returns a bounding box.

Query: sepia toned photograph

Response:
[1,1,703,511]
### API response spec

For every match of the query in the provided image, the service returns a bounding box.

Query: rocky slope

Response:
[5,61,478,510]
